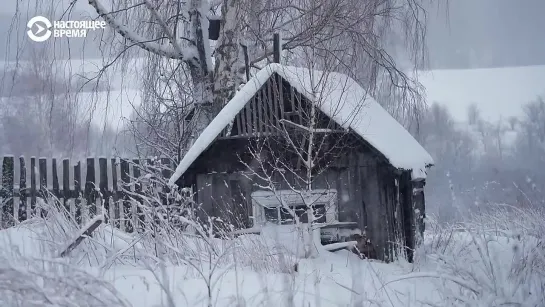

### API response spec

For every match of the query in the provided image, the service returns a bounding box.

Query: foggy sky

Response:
[424,0,545,69]
[1,0,545,69]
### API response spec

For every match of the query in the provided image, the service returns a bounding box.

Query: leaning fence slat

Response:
[19,157,27,221]
[2,156,14,225]
[60,215,103,258]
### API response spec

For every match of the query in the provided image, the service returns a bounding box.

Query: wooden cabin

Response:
[170,64,434,262]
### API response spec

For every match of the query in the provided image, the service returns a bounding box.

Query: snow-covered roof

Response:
[169,64,433,185]
[417,65,545,123]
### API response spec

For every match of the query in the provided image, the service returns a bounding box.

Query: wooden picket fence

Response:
[0,155,177,232]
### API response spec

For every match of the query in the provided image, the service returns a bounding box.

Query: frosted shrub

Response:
[221,234,298,273]
[414,205,545,307]
[0,253,129,307]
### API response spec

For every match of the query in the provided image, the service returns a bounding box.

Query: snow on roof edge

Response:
[169,64,433,185]
[168,66,276,185]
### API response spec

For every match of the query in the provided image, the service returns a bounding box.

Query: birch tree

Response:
[82,0,428,158]
[11,0,429,157]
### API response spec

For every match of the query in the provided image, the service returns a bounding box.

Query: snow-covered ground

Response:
[0,220,440,307]
[0,202,543,307]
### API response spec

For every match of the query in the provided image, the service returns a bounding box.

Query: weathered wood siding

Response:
[183,139,419,261]
[196,172,253,232]
[217,74,343,139]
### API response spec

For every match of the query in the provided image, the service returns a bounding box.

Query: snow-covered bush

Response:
[0,200,130,306]
[8,195,145,267]
[0,254,129,307]
[414,205,545,307]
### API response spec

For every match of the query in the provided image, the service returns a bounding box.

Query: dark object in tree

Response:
[273,33,281,63]
[241,44,250,81]
[208,19,221,40]
[351,233,377,260]
[59,216,103,258]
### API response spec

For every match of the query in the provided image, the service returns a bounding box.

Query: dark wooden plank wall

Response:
[0,156,176,232]
[186,136,419,262]
[193,148,416,261]
[400,171,416,262]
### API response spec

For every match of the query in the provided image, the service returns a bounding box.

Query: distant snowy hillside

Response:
[418,65,545,122]
[76,89,141,131]
[1,58,143,130]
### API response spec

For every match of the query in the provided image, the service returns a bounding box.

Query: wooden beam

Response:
[235,107,243,136]
[252,97,258,136]
[278,75,285,120]
[261,86,271,134]
[266,80,276,128]
[240,107,247,136]
[245,103,252,135]
[59,215,103,258]
[257,87,264,136]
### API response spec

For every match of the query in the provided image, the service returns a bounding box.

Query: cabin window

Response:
[263,203,327,224]
[251,189,337,226]
[264,206,294,224]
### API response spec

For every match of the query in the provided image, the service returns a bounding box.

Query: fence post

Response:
[19,157,27,221]
[62,159,71,218]
[74,161,82,225]
[51,158,61,217]
[120,159,132,232]
[160,157,172,226]
[85,158,96,220]
[133,159,145,232]
[52,158,60,199]
[111,158,120,229]
[1,156,14,226]
[99,158,109,223]
[30,157,37,217]
[38,157,47,217]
